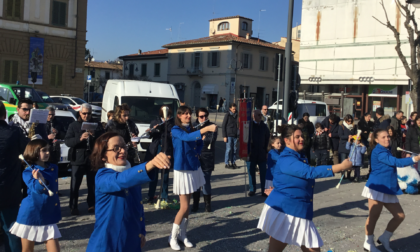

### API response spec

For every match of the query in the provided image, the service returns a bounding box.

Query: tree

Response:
[85,49,93,61]
[374,0,420,110]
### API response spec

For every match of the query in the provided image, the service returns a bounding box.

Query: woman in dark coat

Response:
[297,112,315,159]
[338,114,355,179]
[192,108,217,212]
[387,126,401,158]
[405,115,420,157]
[358,113,374,147]
[407,111,417,128]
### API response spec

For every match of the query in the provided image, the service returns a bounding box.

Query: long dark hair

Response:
[387,126,396,140]
[175,106,194,132]
[279,124,301,150]
[369,129,388,149]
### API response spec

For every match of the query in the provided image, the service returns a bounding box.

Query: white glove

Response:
[31,134,43,140]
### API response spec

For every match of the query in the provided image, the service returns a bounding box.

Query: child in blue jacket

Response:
[265,136,281,196]
[346,135,366,182]
[10,139,61,252]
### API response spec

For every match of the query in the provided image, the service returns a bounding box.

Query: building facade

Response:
[119,49,169,83]
[163,16,286,109]
[300,0,412,119]
[84,61,123,97]
[0,0,87,97]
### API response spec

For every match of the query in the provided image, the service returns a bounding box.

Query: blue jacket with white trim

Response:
[365,144,414,195]
[265,147,334,220]
[171,125,203,171]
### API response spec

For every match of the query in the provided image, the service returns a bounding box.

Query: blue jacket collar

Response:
[28,163,51,171]
[376,143,391,152]
[283,147,305,158]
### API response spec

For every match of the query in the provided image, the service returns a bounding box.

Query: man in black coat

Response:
[45,106,66,164]
[321,114,340,164]
[373,107,391,130]
[222,103,239,169]
[246,109,270,197]
[145,107,174,204]
[191,108,217,212]
[65,103,104,215]
[0,102,28,252]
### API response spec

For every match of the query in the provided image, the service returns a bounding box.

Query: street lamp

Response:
[407,0,420,8]
[258,9,266,39]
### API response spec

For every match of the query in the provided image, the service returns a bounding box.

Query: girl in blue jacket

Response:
[361,129,420,252]
[264,136,281,196]
[9,139,61,252]
[86,132,171,252]
[168,106,217,251]
[257,125,353,251]
[345,135,366,182]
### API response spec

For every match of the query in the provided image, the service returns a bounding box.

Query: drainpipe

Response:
[71,0,79,79]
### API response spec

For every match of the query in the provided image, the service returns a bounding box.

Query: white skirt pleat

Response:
[173,167,206,195]
[361,186,399,203]
[257,204,323,248]
[265,180,273,189]
[9,222,61,242]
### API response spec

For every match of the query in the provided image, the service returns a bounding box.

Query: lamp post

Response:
[282,0,294,121]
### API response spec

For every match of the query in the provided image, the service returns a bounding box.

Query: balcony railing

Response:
[187,67,203,77]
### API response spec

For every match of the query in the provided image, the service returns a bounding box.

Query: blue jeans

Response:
[196,171,212,195]
[246,161,267,193]
[148,169,170,200]
[225,137,238,164]
[339,152,349,163]
[0,206,22,252]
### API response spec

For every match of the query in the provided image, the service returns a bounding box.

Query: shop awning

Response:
[202,84,219,94]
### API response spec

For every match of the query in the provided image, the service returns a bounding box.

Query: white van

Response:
[102,80,180,158]
[268,99,329,128]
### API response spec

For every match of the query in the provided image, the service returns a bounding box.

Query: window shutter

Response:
[217,52,220,67]
[265,57,269,71]
[6,0,13,17]
[57,65,63,86]
[4,61,11,83]
[58,2,67,26]
[199,53,203,68]
[190,53,194,68]
[272,58,275,72]
[11,61,18,83]
[14,0,21,19]
[51,65,57,86]
[207,52,211,67]
[280,54,284,81]
[249,54,253,69]
[52,1,59,25]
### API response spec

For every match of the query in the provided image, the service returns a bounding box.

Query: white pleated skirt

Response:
[361,186,399,203]
[265,179,273,189]
[9,222,61,242]
[173,167,206,195]
[257,204,323,248]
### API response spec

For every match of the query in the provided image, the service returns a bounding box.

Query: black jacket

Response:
[9,120,48,141]
[193,120,217,171]
[357,117,374,144]
[312,132,330,150]
[65,120,105,165]
[338,121,356,154]
[249,122,270,162]
[106,119,139,145]
[222,112,238,138]
[405,126,420,155]
[0,120,29,208]
[145,118,175,161]
[390,116,402,142]
[373,114,391,131]
[389,137,401,158]
[46,118,66,164]
[321,116,340,151]
[298,119,315,137]
[46,118,66,141]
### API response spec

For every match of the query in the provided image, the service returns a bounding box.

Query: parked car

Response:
[50,95,102,119]
[53,110,77,177]
[35,89,77,116]
[0,83,48,109]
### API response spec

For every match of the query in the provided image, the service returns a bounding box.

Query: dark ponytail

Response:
[279,124,301,146]
[369,128,387,149]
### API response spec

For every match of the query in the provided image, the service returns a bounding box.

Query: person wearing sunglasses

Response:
[65,103,105,215]
[191,107,217,213]
[86,132,171,252]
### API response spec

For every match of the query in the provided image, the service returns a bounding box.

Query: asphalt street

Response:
[2,112,420,252]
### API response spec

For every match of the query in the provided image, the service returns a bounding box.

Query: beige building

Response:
[0,0,87,97]
[84,61,123,95]
[163,16,286,109]
[274,25,301,62]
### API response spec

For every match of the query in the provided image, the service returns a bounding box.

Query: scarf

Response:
[11,114,30,136]
[315,131,323,136]
[343,121,354,130]
[104,161,131,172]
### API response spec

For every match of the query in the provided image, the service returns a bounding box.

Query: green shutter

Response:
[11,61,18,83]
[6,0,13,17]
[51,65,57,86]
[4,61,11,83]
[58,2,67,26]
[52,1,59,25]
[14,0,21,19]
[57,65,63,86]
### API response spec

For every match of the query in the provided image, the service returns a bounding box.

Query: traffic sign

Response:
[87,75,92,83]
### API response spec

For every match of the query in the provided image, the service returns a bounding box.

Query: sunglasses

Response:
[198,115,208,119]
[82,112,92,115]
[21,108,32,112]
[107,145,128,153]
[48,114,55,116]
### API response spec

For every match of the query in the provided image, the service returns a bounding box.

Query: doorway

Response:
[368,96,397,118]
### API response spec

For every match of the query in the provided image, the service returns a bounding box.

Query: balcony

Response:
[187,67,203,77]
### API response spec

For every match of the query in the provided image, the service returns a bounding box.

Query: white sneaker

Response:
[178,218,194,248]
[377,230,395,252]
[364,235,381,252]
[168,223,181,251]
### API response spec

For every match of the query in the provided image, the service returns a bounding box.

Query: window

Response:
[50,64,63,87]
[12,87,43,102]
[259,56,268,71]
[207,52,220,67]
[0,87,13,102]
[113,96,119,110]
[129,64,135,78]
[3,60,18,84]
[241,53,252,69]
[154,63,161,77]
[192,53,201,69]
[141,64,147,77]
[121,97,179,124]
[4,0,22,20]
[51,0,67,27]
[316,104,326,116]
[297,30,301,39]
[218,22,229,31]
[90,70,95,78]
[61,98,74,105]
[105,71,110,79]
[242,22,248,31]
[178,54,185,68]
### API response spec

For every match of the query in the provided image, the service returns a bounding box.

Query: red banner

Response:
[238,99,252,159]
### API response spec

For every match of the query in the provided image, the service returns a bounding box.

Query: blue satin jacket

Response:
[171,125,203,171]
[265,149,281,181]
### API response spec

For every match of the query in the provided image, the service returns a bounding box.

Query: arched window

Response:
[218,22,229,31]
[242,22,248,31]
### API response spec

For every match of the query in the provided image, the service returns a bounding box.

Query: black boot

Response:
[203,194,211,212]
[191,191,200,212]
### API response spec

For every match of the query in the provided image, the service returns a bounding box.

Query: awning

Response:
[202,84,219,94]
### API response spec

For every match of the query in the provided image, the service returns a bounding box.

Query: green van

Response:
[0,83,48,119]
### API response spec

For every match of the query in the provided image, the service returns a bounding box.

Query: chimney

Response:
[246,33,250,40]
[138,49,142,55]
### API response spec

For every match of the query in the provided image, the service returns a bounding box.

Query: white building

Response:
[84,61,123,94]
[299,0,412,118]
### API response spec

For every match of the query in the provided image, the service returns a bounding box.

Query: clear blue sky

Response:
[86,0,303,61]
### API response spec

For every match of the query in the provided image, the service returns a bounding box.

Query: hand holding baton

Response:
[397,147,419,156]
[22,159,54,196]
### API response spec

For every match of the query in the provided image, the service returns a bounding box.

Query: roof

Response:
[125,49,169,57]
[119,49,169,59]
[209,15,253,22]
[84,61,123,71]
[163,33,285,50]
